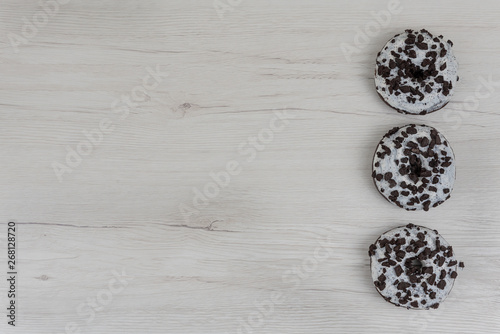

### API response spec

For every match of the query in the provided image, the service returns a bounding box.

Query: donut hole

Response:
[409,154,423,178]
[411,258,424,269]
[405,256,424,274]
[410,67,426,81]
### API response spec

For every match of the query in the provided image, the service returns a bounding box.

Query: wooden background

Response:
[1,0,499,333]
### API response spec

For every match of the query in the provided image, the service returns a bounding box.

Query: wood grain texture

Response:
[0,0,499,333]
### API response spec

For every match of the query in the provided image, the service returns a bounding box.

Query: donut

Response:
[372,124,455,211]
[369,224,463,309]
[375,29,458,115]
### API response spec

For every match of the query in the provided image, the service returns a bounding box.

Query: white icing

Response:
[373,124,455,211]
[370,225,459,309]
[375,30,458,114]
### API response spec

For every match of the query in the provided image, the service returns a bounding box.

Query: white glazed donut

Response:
[375,29,458,115]
[372,124,455,211]
[369,224,463,310]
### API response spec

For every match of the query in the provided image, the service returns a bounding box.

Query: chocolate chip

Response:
[416,42,428,50]
[397,282,411,290]
[414,240,425,249]
[450,271,458,278]
[405,38,415,45]
[440,269,446,280]
[375,280,386,291]
[437,280,446,290]
[422,247,431,257]
[406,127,417,134]
[420,137,429,147]
[422,267,433,274]
[400,85,411,93]
[426,51,437,58]
[394,265,403,277]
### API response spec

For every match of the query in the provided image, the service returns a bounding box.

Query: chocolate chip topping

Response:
[375,29,458,115]
[369,225,461,310]
[372,125,455,211]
